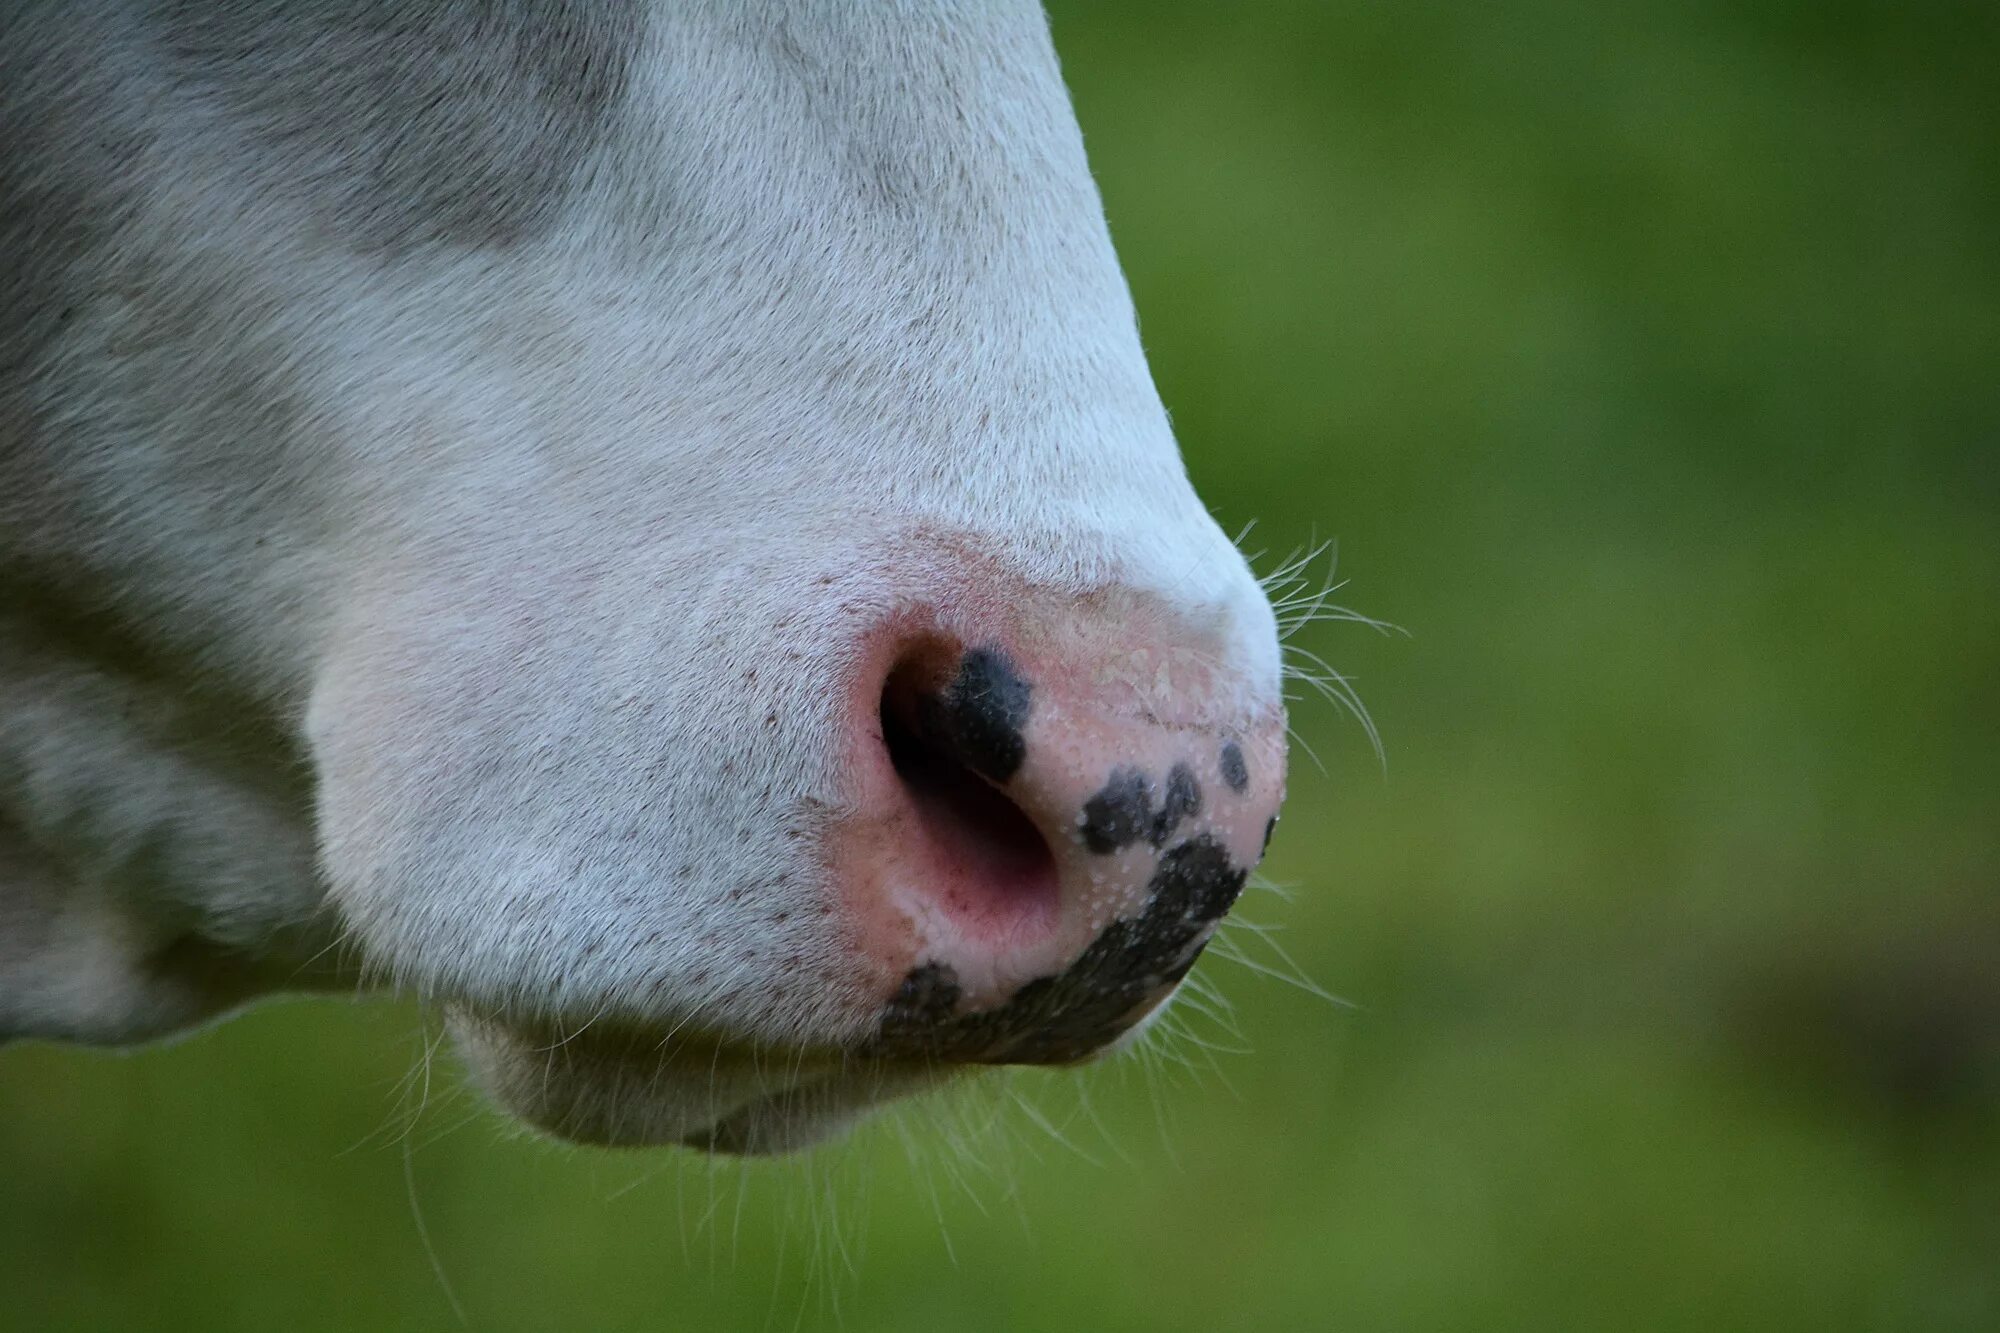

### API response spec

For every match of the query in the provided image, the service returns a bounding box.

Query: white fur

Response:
[0,2,1281,1145]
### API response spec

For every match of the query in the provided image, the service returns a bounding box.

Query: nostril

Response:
[879,652,1060,942]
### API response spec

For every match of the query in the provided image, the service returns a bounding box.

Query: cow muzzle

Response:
[437,571,1287,1154]
[836,599,1286,1067]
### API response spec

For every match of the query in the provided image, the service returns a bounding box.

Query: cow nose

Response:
[839,622,1285,1067]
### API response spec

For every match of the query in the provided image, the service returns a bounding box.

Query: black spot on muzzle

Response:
[1080,763,1203,853]
[865,835,1248,1066]
[1080,768,1150,853]
[1219,740,1250,793]
[913,646,1033,784]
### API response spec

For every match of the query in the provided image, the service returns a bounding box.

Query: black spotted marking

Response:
[917,646,1032,784]
[876,961,962,1043]
[1081,768,1152,853]
[1219,740,1250,793]
[1262,814,1278,859]
[863,835,1249,1066]
[1148,835,1247,923]
[1147,763,1202,847]
[1082,762,1202,853]
[1160,938,1210,987]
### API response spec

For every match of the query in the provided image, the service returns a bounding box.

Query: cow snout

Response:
[837,606,1285,1067]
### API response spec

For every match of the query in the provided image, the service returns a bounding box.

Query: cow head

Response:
[0,2,1287,1152]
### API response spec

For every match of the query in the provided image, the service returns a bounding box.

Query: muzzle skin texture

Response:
[0,1,1290,1152]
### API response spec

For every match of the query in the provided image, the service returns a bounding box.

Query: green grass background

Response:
[4,2,1995,1328]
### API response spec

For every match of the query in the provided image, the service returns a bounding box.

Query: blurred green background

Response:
[4,2,1995,1328]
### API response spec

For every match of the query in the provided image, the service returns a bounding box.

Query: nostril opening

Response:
[879,654,1060,940]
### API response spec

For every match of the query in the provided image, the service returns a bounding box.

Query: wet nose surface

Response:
[843,626,1285,1066]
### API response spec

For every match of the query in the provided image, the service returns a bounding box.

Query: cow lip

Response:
[447,1006,955,1150]
[673,1075,869,1156]
[684,1056,966,1155]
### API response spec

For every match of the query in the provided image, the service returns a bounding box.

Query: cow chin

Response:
[448,1009,952,1154]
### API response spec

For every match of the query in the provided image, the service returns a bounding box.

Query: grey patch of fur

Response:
[1,1,637,285]
[2,1,638,671]
[0,1,152,397]
[161,0,639,253]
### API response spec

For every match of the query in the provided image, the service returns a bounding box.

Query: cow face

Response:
[0,2,1287,1152]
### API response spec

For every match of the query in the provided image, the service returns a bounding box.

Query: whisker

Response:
[1007,1086,1105,1168]
[1207,932,1353,1009]
[402,1133,469,1328]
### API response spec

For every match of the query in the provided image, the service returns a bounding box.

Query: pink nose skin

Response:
[836,609,1286,1067]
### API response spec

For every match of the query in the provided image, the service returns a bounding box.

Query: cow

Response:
[0,0,1288,1154]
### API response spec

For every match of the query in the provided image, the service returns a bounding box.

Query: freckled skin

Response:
[1081,762,1202,853]
[879,961,962,1032]
[862,632,1283,1073]
[867,834,1247,1065]
[1081,767,1152,853]
[1148,762,1201,847]
[1219,740,1250,793]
